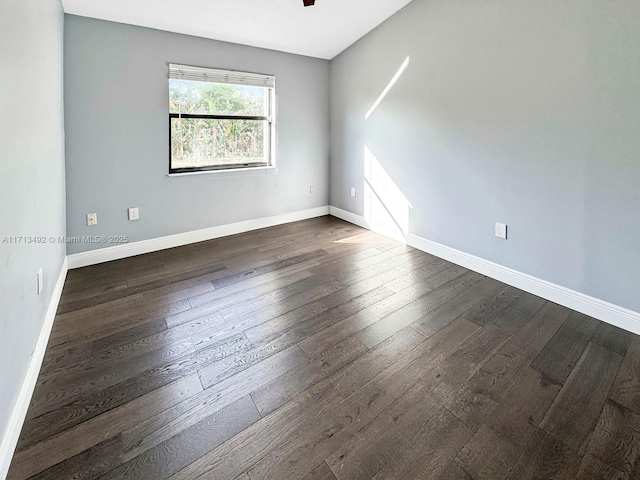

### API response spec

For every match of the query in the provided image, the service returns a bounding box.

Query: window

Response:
[169,64,275,174]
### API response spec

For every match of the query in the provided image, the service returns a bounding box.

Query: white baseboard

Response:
[329,206,369,230]
[68,206,330,269]
[0,257,68,480]
[330,206,640,335]
[328,206,407,242]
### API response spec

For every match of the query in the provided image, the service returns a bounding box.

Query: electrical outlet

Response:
[495,222,507,240]
[350,187,356,198]
[128,207,140,221]
[37,268,43,295]
[309,185,316,195]
[87,213,98,226]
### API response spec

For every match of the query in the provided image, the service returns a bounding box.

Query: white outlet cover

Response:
[495,222,508,239]
[87,213,98,226]
[128,207,140,221]
[37,268,43,295]
[350,187,356,198]
[309,185,316,195]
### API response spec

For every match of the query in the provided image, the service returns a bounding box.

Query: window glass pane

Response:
[169,79,267,116]
[171,118,267,169]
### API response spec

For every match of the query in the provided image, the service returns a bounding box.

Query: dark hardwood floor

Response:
[8,216,640,479]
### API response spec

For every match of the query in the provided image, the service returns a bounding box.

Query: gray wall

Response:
[330,0,640,312]
[64,16,330,254]
[0,0,66,445]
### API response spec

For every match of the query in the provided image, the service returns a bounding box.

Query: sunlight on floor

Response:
[333,230,397,245]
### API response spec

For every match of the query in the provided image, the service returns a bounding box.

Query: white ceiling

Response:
[61,0,413,60]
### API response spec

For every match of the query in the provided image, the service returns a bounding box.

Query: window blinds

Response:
[168,63,275,88]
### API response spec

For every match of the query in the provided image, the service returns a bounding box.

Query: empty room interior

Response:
[2,0,640,479]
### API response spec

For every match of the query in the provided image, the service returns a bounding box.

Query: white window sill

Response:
[167,165,276,177]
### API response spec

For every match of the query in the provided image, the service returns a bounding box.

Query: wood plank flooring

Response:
[7,216,639,479]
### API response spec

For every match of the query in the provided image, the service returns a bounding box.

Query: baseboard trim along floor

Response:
[0,257,68,480]
[67,206,331,269]
[329,206,640,336]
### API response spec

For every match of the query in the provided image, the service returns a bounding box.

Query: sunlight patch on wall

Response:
[365,56,410,120]
[364,145,412,242]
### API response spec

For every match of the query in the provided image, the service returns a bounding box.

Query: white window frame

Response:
[168,63,276,175]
